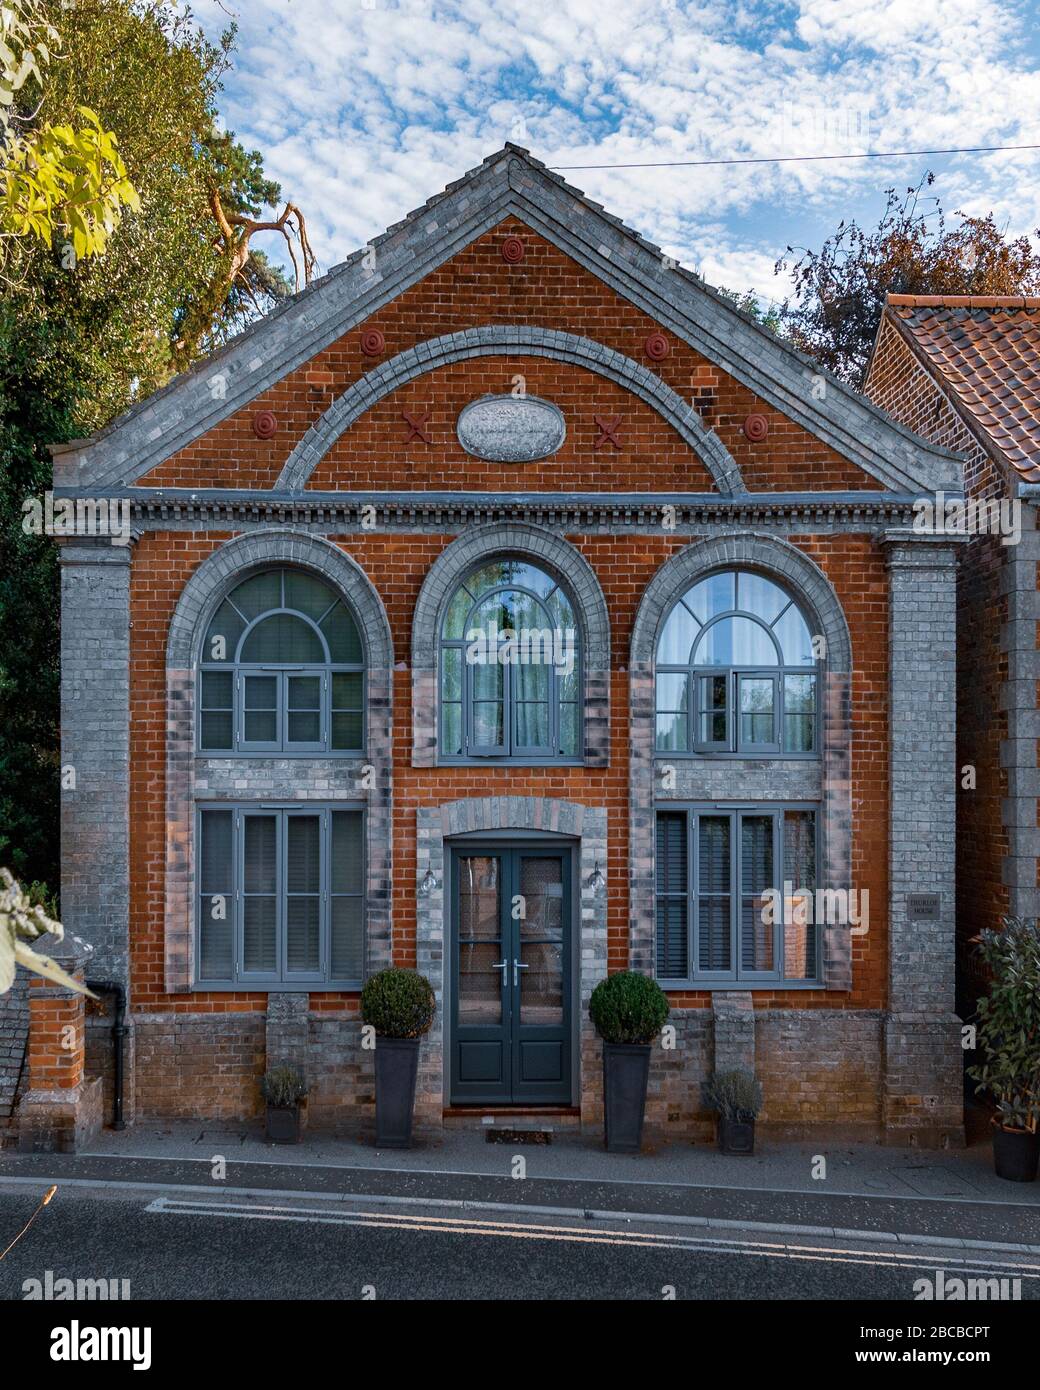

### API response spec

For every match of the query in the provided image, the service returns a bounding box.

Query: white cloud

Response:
[193,0,1040,298]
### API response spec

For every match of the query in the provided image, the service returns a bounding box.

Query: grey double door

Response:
[449,846,572,1105]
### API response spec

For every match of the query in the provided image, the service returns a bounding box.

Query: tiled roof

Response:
[886,294,1040,482]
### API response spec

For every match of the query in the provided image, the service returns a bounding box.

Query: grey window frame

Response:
[195,802,366,990]
[654,802,821,988]
[655,574,820,760]
[197,571,366,757]
[439,564,584,765]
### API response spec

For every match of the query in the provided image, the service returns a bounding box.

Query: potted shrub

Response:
[589,971,669,1153]
[705,1070,762,1155]
[362,967,435,1149]
[967,917,1040,1183]
[260,1063,308,1144]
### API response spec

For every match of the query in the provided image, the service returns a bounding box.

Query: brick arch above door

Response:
[275,326,746,496]
[409,521,611,767]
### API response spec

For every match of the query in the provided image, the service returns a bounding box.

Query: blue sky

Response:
[195,0,1040,307]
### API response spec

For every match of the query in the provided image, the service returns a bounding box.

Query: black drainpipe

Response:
[85,979,127,1131]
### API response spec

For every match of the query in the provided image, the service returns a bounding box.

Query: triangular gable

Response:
[55,146,961,495]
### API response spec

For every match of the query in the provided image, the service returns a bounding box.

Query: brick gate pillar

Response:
[18,938,103,1153]
[882,533,964,1147]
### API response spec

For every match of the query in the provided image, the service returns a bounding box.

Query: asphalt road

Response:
[1,1188,1037,1303]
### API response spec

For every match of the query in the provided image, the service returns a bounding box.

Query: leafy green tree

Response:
[0,2,309,897]
[776,175,1040,386]
[1,1,139,269]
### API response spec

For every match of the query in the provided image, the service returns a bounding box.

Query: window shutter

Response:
[198,809,234,981]
[242,815,278,973]
[655,813,688,978]
[740,813,774,971]
[330,810,364,981]
[697,815,731,971]
[286,815,321,973]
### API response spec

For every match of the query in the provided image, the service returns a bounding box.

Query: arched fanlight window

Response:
[655,569,817,755]
[198,569,364,753]
[439,559,581,760]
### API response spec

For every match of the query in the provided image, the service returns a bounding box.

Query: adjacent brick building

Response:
[865,295,1040,1016]
[15,149,972,1149]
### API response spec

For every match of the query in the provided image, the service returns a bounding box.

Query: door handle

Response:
[492,960,508,988]
[513,959,528,988]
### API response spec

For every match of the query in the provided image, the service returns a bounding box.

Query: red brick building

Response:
[20,150,971,1149]
[865,294,1040,1017]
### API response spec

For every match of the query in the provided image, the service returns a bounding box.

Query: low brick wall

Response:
[644,1009,714,1142]
[121,1003,953,1146]
[133,1013,266,1121]
[755,1009,884,1137]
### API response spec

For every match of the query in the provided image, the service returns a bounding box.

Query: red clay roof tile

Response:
[886,294,1040,482]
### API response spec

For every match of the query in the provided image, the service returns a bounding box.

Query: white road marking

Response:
[142,1195,1040,1278]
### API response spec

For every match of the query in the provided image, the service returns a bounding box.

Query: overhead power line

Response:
[550,142,1040,171]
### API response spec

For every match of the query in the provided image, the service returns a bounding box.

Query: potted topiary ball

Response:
[361,967,436,1149]
[260,1063,309,1144]
[589,971,669,1153]
[967,917,1040,1182]
[704,1069,762,1155]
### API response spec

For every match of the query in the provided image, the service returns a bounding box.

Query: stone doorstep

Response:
[442,1110,582,1134]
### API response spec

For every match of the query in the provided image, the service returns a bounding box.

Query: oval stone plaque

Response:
[456,394,566,463]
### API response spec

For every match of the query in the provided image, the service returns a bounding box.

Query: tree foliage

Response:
[1,1,139,270]
[776,175,1040,386]
[0,2,308,897]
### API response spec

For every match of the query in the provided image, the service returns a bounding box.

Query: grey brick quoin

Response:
[882,532,964,1145]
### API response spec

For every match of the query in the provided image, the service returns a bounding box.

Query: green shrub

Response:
[968,917,1040,1133]
[589,971,669,1045]
[361,967,435,1038]
[704,1069,762,1121]
[260,1063,308,1108]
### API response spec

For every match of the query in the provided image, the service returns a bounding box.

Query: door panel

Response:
[450,846,572,1105]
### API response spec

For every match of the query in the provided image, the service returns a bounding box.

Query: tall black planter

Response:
[374,1036,421,1149]
[993,1126,1040,1183]
[602,1043,651,1153]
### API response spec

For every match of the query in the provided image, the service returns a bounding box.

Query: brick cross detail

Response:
[401,410,432,445]
[593,414,623,449]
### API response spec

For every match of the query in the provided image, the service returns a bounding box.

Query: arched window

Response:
[655,569,817,755]
[439,559,581,761]
[198,568,364,753]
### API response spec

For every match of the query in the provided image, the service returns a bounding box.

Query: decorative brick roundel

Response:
[644,331,670,361]
[252,410,278,440]
[501,235,525,264]
[743,412,769,442]
[360,328,386,356]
